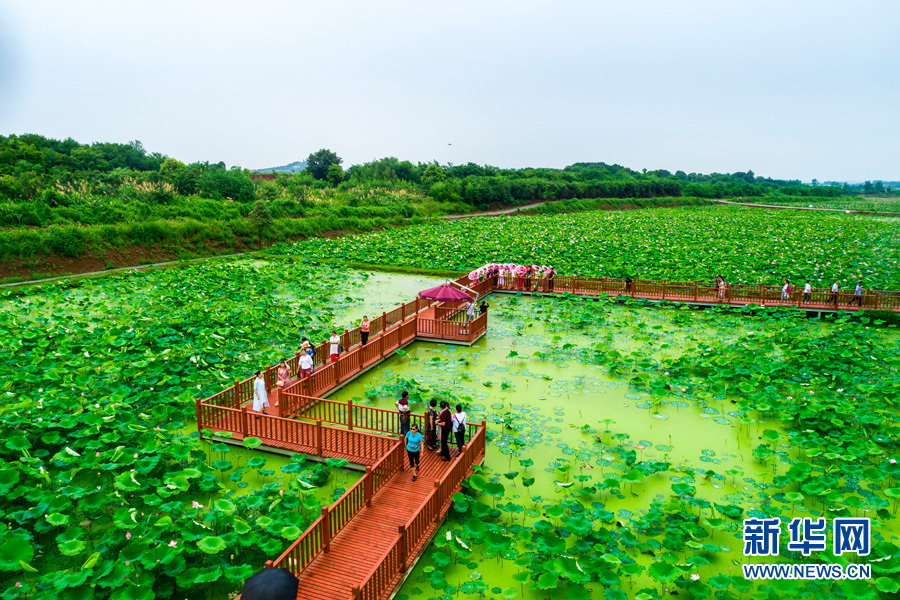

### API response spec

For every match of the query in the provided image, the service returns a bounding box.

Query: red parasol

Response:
[418,283,474,302]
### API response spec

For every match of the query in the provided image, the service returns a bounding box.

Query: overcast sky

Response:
[1,1,898,181]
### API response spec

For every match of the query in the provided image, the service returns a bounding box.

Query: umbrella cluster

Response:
[468,263,555,281]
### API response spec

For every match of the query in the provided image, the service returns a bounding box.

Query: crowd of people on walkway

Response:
[469,263,556,292]
[399,393,468,481]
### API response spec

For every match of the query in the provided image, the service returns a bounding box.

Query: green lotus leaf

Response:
[197,536,226,554]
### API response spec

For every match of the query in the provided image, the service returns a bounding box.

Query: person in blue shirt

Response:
[851,281,863,306]
[405,423,424,481]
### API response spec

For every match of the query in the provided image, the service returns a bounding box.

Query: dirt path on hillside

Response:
[714,199,900,217]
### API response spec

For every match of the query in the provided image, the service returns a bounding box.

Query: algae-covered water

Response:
[316,274,900,600]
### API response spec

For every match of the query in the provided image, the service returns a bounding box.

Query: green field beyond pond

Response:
[277,206,900,289]
[2,256,900,599]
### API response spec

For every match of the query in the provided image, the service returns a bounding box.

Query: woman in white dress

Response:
[252,371,269,417]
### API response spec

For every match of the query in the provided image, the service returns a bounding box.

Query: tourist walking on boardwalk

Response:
[406,424,423,481]
[425,398,438,451]
[781,279,792,301]
[830,281,840,306]
[803,280,812,303]
[360,316,370,346]
[851,281,863,306]
[397,391,411,436]
[466,300,476,321]
[439,401,452,461]
[275,360,290,407]
[252,371,269,417]
[451,404,468,458]
[298,351,314,379]
[716,275,725,300]
[328,331,341,364]
[300,337,316,362]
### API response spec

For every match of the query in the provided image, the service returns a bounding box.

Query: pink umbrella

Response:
[517,266,526,274]
[419,284,474,302]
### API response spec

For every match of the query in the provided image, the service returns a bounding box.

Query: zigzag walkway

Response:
[197,288,489,600]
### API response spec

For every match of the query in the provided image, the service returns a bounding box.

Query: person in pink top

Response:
[275,360,290,407]
[360,316,370,346]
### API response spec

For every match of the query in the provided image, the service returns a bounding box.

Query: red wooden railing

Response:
[352,423,487,600]
[268,439,407,575]
[492,272,900,311]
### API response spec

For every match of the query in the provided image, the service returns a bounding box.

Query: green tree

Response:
[326,164,345,186]
[422,163,446,186]
[248,200,274,248]
[306,149,343,180]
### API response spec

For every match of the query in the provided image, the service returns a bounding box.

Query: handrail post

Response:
[433,481,441,523]
[726,283,731,302]
[265,560,274,569]
[379,325,385,356]
[398,434,405,470]
[322,506,331,552]
[662,280,667,300]
[241,405,249,437]
[398,525,408,571]
[574,275,579,293]
[382,311,387,331]
[759,284,764,306]
[317,419,324,455]
[347,398,354,431]
[364,466,373,507]
[693,282,698,302]
[233,380,240,407]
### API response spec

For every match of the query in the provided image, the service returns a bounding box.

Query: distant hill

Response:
[252,160,307,174]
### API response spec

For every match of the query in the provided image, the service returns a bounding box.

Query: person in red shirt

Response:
[438,401,452,461]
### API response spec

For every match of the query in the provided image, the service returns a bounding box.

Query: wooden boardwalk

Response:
[197,288,488,600]
[197,269,900,600]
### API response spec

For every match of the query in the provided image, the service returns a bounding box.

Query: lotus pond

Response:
[328,288,900,600]
[2,262,900,600]
[276,206,900,289]
[0,259,431,600]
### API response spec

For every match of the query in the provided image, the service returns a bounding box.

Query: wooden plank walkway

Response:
[292,449,458,600]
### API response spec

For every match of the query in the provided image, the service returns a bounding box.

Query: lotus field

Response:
[0,260,369,599]
[277,206,900,289]
[2,203,900,600]
[349,291,900,600]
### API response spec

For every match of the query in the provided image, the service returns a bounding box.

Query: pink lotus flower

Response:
[96,452,100,457]
[890,459,897,464]
[126,532,131,540]
[691,574,700,581]
[192,501,203,509]
[15,582,22,588]
[168,540,177,548]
